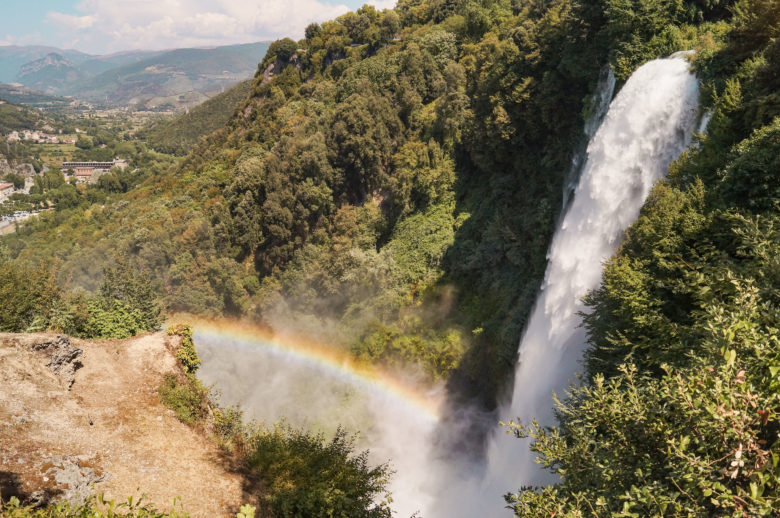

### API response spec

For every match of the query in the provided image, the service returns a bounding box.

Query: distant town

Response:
[6,129,77,145]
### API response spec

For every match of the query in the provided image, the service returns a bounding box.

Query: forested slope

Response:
[143,79,254,155]
[3,0,773,417]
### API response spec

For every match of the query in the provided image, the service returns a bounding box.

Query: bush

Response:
[157,374,209,426]
[83,298,146,339]
[166,323,201,373]
[0,494,189,517]
[246,426,393,518]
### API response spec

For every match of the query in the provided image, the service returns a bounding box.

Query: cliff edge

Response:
[0,332,248,516]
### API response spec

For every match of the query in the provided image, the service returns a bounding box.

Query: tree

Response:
[3,173,24,190]
[0,261,61,333]
[305,23,322,42]
[247,426,393,518]
[84,257,164,338]
[75,135,93,149]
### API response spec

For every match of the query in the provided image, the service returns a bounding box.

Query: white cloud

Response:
[45,0,354,54]
[46,12,96,30]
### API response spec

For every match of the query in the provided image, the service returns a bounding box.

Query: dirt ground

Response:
[0,332,251,517]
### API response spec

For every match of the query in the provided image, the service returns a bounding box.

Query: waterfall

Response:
[431,54,701,517]
[561,66,616,211]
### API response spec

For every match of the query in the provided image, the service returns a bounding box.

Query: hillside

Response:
[144,79,253,155]
[0,332,248,515]
[62,43,269,107]
[4,2,613,407]
[76,50,166,77]
[1,0,779,513]
[0,84,72,109]
[0,101,45,133]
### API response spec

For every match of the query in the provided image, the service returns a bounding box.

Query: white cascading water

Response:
[432,53,701,517]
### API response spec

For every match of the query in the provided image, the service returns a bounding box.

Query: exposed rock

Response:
[0,333,83,388]
[0,157,11,175]
[14,163,36,177]
[261,54,302,85]
[0,333,249,514]
[45,456,106,507]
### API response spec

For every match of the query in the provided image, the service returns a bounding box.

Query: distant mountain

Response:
[0,45,89,83]
[61,42,270,107]
[0,42,269,108]
[77,50,167,77]
[17,53,85,92]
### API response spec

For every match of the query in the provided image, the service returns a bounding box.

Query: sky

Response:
[0,0,397,55]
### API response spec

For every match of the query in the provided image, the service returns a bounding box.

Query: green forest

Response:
[1,0,778,515]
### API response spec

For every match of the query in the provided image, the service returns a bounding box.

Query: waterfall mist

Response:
[193,328,443,518]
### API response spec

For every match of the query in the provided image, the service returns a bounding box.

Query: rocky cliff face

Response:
[17,53,84,93]
[0,332,248,515]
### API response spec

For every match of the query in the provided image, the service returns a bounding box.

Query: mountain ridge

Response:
[1,42,270,108]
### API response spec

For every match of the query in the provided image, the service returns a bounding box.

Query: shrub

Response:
[0,494,188,517]
[246,426,393,518]
[166,324,201,373]
[83,298,146,340]
[158,374,208,426]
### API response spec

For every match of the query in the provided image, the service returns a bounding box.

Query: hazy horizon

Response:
[1,0,396,55]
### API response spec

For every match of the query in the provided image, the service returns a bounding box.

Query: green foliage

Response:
[0,251,161,339]
[74,258,164,339]
[0,494,189,517]
[354,320,465,379]
[97,258,164,331]
[166,323,201,373]
[3,173,24,190]
[83,298,146,340]
[75,135,93,150]
[0,261,61,333]
[0,101,45,133]
[246,426,392,518]
[212,406,244,448]
[262,39,299,69]
[4,0,774,415]
[0,494,189,518]
[235,505,255,518]
[157,374,209,426]
[155,366,393,518]
[144,80,253,156]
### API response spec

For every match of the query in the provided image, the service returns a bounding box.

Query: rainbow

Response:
[170,316,442,423]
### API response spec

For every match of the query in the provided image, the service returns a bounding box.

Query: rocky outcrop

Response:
[261,53,302,85]
[0,156,37,178]
[0,333,82,388]
[0,333,248,514]
[14,163,36,177]
[44,456,106,506]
